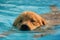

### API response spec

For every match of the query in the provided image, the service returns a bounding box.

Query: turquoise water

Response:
[0,0,60,40]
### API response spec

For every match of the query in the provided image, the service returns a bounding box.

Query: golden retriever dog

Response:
[13,11,47,31]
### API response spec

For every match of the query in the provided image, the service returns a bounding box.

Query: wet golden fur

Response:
[13,11,47,30]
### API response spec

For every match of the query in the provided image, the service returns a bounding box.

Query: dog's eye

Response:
[31,19,35,22]
[19,20,22,23]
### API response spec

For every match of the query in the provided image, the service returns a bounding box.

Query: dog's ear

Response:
[41,18,47,25]
[34,13,47,26]
[13,15,22,26]
[38,16,47,26]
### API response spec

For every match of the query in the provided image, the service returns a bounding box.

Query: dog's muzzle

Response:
[20,24,30,31]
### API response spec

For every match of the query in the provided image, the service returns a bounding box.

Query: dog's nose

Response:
[20,24,30,31]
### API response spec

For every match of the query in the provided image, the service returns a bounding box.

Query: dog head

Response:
[13,11,47,31]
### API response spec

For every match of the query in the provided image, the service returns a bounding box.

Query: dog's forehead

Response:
[21,12,40,21]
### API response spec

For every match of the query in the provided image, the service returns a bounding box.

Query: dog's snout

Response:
[20,24,30,31]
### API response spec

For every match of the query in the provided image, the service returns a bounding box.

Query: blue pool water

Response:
[0,0,60,40]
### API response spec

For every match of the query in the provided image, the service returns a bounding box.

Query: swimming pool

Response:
[0,0,60,40]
